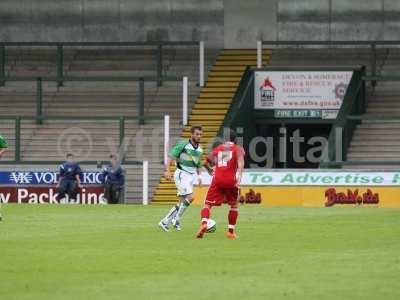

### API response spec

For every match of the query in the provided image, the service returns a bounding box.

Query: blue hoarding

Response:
[0,171,102,185]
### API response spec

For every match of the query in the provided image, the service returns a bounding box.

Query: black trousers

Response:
[57,179,78,201]
[104,183,122,204]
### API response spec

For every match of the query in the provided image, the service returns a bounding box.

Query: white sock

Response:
[162,205,179,224]
[175,199,191,222]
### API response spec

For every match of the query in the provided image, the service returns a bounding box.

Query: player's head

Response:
[109,154,118,166]
[66,153,74,163]
[190,125,203,144]
[224,128,237,143]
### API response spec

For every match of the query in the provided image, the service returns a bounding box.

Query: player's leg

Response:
[196,183,223,238]
[195,203,211,238]
[56,180,68,203]
[225,187,240,240]
[170,171,196,229]
[104,182,112,204]
[196,203,212,238]
[200,203,211,225]
[112,184,121,204]
[159,169,184,231]
[108,184,117,204]
[172,193,193,230]
[226,205,239,239]
[69,181,78,204]
[159,203,179,232]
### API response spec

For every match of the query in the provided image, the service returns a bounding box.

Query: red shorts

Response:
[205,182,239,207]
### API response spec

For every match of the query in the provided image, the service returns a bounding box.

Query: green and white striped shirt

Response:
[0,135,8,149]
[170,139,203,174]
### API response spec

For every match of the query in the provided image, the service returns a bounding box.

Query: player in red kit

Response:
[196,129,245,239]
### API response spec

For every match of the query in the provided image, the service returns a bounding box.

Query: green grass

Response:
[1,205,400,300]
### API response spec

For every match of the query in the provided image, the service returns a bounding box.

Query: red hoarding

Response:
[0,186,105,204]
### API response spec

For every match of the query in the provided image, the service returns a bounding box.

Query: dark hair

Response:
[225,128,237,143]
[110,154,117,159]
[66,153,74,158]
[190,125,203,133]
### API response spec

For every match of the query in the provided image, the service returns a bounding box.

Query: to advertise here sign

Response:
[254,71,353,118]
[193,170,400,208]
[0,171,105,204]
[199,170,400,186]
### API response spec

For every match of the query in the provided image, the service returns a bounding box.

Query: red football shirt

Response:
[209,142,245,188]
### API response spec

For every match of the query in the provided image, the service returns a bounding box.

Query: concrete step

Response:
[367,108,400,113]
[357,123,400,129]
[347,152,400,158]
[350,140,400,146]
[342,165,400,170]
[348,145,400,152]
[355,128,400,134]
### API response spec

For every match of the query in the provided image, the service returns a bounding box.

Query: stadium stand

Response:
[266,47,383,67]
[0,47,219,202]
[346,50,400,169]
[2,45,400,201]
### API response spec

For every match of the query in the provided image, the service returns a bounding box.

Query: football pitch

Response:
[1,205,399,300]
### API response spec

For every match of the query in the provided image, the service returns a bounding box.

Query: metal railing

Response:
[0,41,202,124]
[259,40,400,87]
[0,41,201,87]
[0,115,163,164]
[1,75,181,125]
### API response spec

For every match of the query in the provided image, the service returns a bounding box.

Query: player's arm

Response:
[75,174,82,187]
[196,157,204,186]
[118,167,125,189]
[203,149,217,176]
[100,167,107,185]
[57,164,65,188]
[203,163,214,176]
[204,155,214,176]
[164,156,174,179]
[0,148,6,158]
[196,167,203,186]
[164,140,185,179]
[0,137,8,158]
[75,165,83,188]
[236,147,245,187]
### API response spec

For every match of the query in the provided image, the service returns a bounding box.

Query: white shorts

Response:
[174,168,197,196]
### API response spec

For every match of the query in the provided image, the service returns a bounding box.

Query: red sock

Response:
[228,208,238,233]
[201,207,210,225]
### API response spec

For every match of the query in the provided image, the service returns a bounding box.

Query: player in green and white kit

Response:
[0,135,8,221]
[159,125,206,231]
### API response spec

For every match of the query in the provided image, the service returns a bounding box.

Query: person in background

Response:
[56,153,83,204]
[101,154,125,204]
[0,134,7,221]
